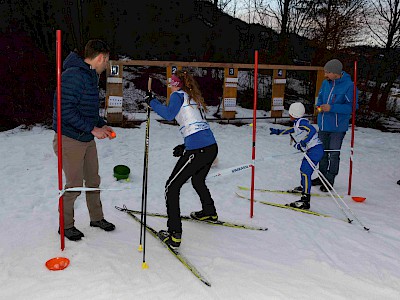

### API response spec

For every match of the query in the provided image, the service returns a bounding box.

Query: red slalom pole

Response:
[250,50,258,218]
[348,61,357,196]
[56,30,65,250]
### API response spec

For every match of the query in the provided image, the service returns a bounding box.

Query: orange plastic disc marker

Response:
[45,257,70,271]
[352,196,366,203]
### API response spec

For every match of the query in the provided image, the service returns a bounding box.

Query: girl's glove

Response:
[173,144,185,157]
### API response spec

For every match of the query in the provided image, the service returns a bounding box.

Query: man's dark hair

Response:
[84,40,110,59]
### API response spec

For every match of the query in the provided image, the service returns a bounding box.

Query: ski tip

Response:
[115,205,127,212]
[364,227,370,231]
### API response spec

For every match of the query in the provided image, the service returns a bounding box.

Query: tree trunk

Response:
[369,50,400,113]
[369,85,384,112]
[370,77,397,113]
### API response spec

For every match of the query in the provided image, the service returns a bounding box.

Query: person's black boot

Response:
[158,230,182,248]
[90,219,115,231]
[190,210,218,221]
[320,184,332,192]
[287,193,311,209]
[291,186,303,193]
[320,176,335,192]
[312,177,323,186]
[58,226,84,241]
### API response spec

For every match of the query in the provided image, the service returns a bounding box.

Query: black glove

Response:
[144,90,154,104]
[173,144,185,157]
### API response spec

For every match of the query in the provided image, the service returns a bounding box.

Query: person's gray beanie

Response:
[324,59,343,74]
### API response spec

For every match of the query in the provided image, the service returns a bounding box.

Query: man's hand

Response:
[91,126,113,139]
[319,104,331,112]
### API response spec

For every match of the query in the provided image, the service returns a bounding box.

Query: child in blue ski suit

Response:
[269,102,324,209]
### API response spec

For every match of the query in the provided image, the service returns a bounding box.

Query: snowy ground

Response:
[1,107,400,299]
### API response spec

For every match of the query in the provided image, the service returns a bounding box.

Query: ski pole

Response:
[139,77,152,269]
[206,151,300,180]
[301,153,354,223]
[291,134,369,231]
[303,153,369,231]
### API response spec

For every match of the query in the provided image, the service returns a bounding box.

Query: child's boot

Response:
[287,193,310,209]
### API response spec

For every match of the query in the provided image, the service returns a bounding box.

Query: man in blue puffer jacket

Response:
[52,40,116,241]
[313,59,358,192]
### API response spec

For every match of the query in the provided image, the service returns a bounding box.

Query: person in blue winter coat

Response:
[270,102,324,209]
[52,40,116,241]
[313,59,358,192]
[145,70,218,248]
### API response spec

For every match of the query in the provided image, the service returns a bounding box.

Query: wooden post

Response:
[222,67,238,119]
[271,69,286,118]
[106,60,123,124]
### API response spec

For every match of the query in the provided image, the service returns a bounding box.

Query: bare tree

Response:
[364,0,400,112]
[251,0,280,31]
[207,0,236,11]
[241,1,314,37]
[365,0,400,49]
[217,0,235,10]
[303,0,367,55]
[248,1,316,63]
[201,0,241,18]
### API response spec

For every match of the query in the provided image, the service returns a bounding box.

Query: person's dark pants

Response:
[318,131,346,186]
[164,143,218,233]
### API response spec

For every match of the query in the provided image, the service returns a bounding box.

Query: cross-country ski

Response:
[117,206,212,287]
[234,192,334,218]
[115,205,268,231]
[237,185,328,197]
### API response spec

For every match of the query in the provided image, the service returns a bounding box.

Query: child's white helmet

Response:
[289,102,305,118]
